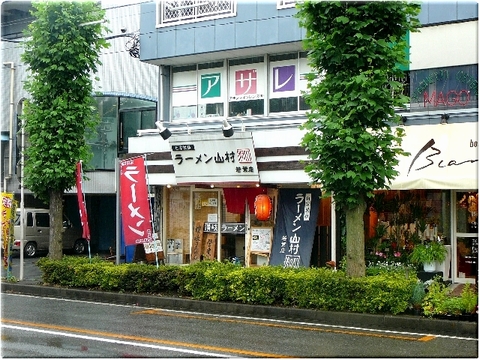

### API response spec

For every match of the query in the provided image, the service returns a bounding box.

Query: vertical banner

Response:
[120,156,153,246]
[269,188,321,268]
[191,220,204,262]
[75,162,90,241]
[1,193,17,276]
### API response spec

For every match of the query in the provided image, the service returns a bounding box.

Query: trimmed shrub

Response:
[36,256,423,315]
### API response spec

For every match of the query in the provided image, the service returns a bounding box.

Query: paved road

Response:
[2,252,43,282]
[2,292,478,358]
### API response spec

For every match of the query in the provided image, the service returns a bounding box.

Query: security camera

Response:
[120,27,127,33]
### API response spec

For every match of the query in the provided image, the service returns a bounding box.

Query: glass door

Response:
[452,191,478,284]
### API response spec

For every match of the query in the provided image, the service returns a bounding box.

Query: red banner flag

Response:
[120,156,153,246]
[75,162,90,241]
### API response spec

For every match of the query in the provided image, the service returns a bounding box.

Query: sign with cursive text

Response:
[390,122,478,190]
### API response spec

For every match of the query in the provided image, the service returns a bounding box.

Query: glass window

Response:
[35,213,49,227]
[120,109,157,153]
[26,212,33,227]
[457,236,478,279]
[299,96,310,111]
[172,105,197,121]
[198,103,224,118]
[229,100,264,117]
[120,98,156,110]
[269,97,298,113]
[90,97,118,170]
[456,192,478,234]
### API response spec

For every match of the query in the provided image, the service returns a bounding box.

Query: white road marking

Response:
[3,293,477,341]
[2,324,230,357]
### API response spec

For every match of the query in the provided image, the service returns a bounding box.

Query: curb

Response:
[2,282,477,338]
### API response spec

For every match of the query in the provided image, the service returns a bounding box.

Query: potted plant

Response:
[409,240,447,272]
[410,281,426,315]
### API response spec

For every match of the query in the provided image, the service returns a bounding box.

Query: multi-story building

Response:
[1,1,158,253]
[129,1,477,283]
[2,1,477,284]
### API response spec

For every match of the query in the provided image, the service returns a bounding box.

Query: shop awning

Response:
[389,122,478,190]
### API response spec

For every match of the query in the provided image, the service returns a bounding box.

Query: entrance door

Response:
[192,189,221,261]
[452,191,478,284]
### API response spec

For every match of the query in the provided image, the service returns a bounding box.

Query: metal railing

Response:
[158,0,236,27]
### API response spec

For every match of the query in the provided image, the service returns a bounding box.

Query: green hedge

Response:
[37,256,418,315]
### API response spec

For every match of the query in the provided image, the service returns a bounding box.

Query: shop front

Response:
[381,122,478,284]
[128,126,324,268]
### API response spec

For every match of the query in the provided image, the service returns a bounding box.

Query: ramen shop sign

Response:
[169,132,260,184]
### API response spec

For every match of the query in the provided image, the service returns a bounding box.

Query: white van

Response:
[13,208,88,257]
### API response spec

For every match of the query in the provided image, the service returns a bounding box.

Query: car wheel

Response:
[73,239,87,254]
[24,242,37,258]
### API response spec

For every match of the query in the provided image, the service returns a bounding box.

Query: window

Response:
[90,96,156,167]
[268,52,309,113]
[229,100,264,117]
[90,97,118,170]
[158,0,236,27]
[269,97,298,113]
[228,57,266,116]
[119,109,156,153]
[26,212,33,227]
[35,213,49,227]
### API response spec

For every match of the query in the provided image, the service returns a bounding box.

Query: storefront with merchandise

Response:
[368,122,478,284]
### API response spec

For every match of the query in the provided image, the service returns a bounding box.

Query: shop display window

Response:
[366,190,451,265]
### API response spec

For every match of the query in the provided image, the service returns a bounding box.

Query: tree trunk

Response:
[345,197,366,277]
[49,190,64,260]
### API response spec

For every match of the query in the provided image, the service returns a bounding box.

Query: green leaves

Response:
[21,1,109,203]
[297,1,420,211]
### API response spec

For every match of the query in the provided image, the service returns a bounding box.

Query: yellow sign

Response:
[1,193,17,270]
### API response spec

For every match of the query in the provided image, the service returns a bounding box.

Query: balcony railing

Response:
[158,0,236,27]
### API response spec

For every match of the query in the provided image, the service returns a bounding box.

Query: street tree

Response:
[297,1,420,277]
[21,1,109,259]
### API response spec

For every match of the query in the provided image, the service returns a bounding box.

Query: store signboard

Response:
[391,122,478,190]
[169,132,259,184]
[410,65,478,111]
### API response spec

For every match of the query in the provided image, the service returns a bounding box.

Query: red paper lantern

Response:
[254,194,272,221]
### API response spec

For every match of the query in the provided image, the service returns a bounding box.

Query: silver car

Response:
[13,208,88,257]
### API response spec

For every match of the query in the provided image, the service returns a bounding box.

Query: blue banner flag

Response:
[269,188,321,268]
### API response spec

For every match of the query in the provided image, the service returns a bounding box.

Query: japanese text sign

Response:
[169,132,259,184]
[120,157,153,246]
[270,188,321,268]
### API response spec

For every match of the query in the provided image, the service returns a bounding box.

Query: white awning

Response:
[389,122,478,190]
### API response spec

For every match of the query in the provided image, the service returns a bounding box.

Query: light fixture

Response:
[155,121,172,140]
[254,194,273,221]
[440,113,449,125]
[222,119,234,137]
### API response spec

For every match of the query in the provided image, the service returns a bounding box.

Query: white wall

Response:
[410,21,478,70]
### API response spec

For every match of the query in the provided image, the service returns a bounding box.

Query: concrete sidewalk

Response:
[1,255,477,339]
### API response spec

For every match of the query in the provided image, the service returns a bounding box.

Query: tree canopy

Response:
[22,1,109,203]
[21,1,109,259]
[297,1,421,276]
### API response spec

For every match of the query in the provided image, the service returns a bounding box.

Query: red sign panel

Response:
[120,157,153,246]
[75,162,90,241]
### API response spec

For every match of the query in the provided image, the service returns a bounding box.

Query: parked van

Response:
[13,208,88,257]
